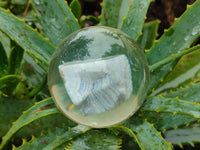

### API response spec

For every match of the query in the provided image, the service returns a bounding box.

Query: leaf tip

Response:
[64,0,68,5]
[185,123,190,127]
[40,131,44,136]
[22,138,27,144]
[174,17,179,22]
[12,144,16,150]
[190,142,195,147]
[5,9,11,13]
[179,144,183,149]
[179,86,184,89]
[21,18,25,22]
[173,112,177,115]
[186,4,192,9]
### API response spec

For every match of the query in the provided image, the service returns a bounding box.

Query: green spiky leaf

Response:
[137,20,160,50]
[121,0,151,40]
[139,111,196,131]
[42,125,90,150]
[165,125,200,147]
[0,97,75,143]
[65,130,120,150]
[139,83,200,131]
[0,97,35,137]
[154,47,200,94]
[27,74,47,98]
[0,98,60,149]
[142,96,200,118]
[14,125,72,150]
[149,45,200,72]
[0,75,20,95]
[31,0,79,46]
[56,0,80,32]
[100,0,133,28]
[114,119,171,150]
[164,82,200,102]
[70,0,81,19]
[0,41,8,76]
[8,41,24,74]
[19,54,48,98]
[146,0,200,91]
[0,7,55,70]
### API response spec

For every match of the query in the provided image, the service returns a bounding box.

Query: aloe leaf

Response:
[116,119,171,150]
[27,75,47,98]
[142,96,200,118]
[153,46,200,94]
[0,31,10,55]
[0,98,60,149]
[140,83,200,131]
[164,83,200,103]
[0,97,74,144]
[146,0,200,91]
[14,125,72,150]
[8,41,24,74]
[19,54,47,97]
[149,45,200,72]
[100,0,133,28]
[0,75,20,95]
[0,41,8,76]
[137,20,160,50]
[146,1,200,65]
[164,125,200,147]
[65,130,120,150]
[120,0,151,40]
[42,125,90,150]
[70,0,81,19]
[0,97,35,137]
[56,0,80,32]
[139,111,196,131]
[0,8,55,69]
[31,0,75,46]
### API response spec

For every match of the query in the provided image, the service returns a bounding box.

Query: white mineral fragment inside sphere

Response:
[48,26,149,128]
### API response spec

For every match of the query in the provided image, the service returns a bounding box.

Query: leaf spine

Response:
[12,144,16,150]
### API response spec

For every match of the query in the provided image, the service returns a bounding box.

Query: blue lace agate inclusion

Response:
[59,54,133,115]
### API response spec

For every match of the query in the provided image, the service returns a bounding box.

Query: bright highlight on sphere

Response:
[48,26,149,128]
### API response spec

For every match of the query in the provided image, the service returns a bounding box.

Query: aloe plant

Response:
[0,0,200,149]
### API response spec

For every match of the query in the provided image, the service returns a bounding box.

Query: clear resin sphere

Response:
[48,26,149,128]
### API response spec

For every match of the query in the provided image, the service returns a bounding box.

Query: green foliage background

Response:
[0,0,200,149]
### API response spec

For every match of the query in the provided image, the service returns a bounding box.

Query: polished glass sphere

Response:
[48,26,149,128]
